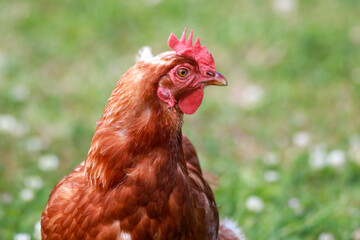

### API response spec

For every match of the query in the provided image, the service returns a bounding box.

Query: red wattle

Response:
[178,87,204,115]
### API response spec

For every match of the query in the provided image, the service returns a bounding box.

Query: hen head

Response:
[102,29,227,131]
[156,28,227,115]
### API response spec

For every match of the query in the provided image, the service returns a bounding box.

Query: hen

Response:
[41,29,245,240]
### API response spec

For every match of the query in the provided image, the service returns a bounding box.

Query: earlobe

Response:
[157,87,175,108]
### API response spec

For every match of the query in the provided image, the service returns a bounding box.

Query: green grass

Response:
[1,0,360,239]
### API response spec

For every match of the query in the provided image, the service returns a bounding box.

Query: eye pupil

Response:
[177,68,188,78]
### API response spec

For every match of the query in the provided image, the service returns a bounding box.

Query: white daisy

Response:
[318,232,334,240]
[38,154,59,171]
[264,170,279,182]
[14,233,31,240]
[272,0,298,14]
[238,84,264,109]
[24,176,44,190]
[25,137,47,152]
[33,221,41,240]
[263,152,280,165]
[288,198,300,209]
[245,196,264,213]
[326,149,346,168]
[292,131,311,148]
[0,114,28,136]
[309,144,327,170]
[11,85,29,101]
[19,188,34,202]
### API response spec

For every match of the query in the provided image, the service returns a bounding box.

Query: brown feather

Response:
[41,52,237,240]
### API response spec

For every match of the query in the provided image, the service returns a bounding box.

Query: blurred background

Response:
[1,0,360,239]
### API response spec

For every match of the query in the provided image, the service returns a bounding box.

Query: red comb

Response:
[168,28,215,72]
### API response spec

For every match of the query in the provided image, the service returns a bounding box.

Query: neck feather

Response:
[85,60,185,190]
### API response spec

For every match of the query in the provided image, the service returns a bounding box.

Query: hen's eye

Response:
[176,68,189,78]
[206,71,215,77]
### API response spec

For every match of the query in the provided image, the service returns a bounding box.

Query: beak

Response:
[201,71,228,86]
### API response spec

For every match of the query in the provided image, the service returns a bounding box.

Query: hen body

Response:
[42,30,244,240]
[42,134,217,240]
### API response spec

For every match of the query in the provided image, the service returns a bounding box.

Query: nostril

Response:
[206,71,215,77]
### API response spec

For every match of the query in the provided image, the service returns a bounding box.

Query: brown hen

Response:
[41,29,245,240]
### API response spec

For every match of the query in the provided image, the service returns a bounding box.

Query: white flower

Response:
[19,188,34,202]
[33,221,41,240]
[292,131,311,148]
[264,170,279,182]
[11,85,29,101]
[26,137,47,152]
[288,198,300,209]
[272,0,297,14]
[263,152,280,165]
[245,196,264,213]
[0,115,17,132]
[238,84,264,109]
[14,233,31,240]
[0,114,28,136]
[310,146,347,169]
[24,176,44,190]
[318,232,335,240]
[309,144,327,170]
[326,149,346,168]
[288,197,304,214]
[1,192,13,204]
[38,154,59,171]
